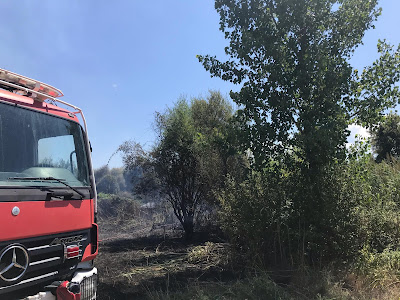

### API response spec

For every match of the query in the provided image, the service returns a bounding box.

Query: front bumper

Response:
[23,267,97,300]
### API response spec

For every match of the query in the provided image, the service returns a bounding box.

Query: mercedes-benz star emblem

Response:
[0,245,29,282]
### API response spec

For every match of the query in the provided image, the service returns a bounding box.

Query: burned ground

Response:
[96,214,238,300]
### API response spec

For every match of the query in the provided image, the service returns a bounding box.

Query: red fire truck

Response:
[0,69,98,300]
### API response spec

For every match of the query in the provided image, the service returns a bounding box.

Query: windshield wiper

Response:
[8,177,85,200]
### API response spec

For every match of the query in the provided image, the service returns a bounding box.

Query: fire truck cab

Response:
[0,69,98,300]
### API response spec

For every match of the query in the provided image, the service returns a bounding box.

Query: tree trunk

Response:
[182,217,194,240]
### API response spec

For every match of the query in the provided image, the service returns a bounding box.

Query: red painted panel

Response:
[82,223,98,261]
[0,200,92,242]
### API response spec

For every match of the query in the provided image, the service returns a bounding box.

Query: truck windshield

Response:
[0,101,90,187]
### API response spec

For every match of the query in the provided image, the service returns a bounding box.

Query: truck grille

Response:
[0,229,90,296]
[80,274,97,300]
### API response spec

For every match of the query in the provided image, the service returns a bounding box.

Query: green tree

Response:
[198,0,400,264]
[198,0,400,170]
[94,166,128,194]
[121,91,237,239]
[372,113,400,162]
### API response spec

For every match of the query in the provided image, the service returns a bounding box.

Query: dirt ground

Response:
[96,218,235,300]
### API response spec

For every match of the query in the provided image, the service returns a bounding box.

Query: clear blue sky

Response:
[0,0,399,168]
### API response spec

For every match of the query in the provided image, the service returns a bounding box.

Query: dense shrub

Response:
[218,148,400,267]
[218,170,292,266]
[346,159,400,252]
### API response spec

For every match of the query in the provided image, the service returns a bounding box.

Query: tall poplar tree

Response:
[198,0,400,171]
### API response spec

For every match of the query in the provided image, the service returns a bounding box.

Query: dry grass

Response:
[97,213,235,300]
[146,274,291,300]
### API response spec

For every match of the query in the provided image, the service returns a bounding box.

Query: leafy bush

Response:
[218,170,292,266]
[218,145,400,267]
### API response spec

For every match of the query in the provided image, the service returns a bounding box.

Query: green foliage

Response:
[152,92,237,239]
[218,165,356,265]
[343,158,400,252]
[219,139,400,266]
[153,99,200,238]
[371,113,400,162]
[199,1,400,170]
[218,170,292,265]
[200,1,394,168]
[351,42,400,127]
[120,91,239,239]
[196,0,400,269]
[356,248,400,278]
